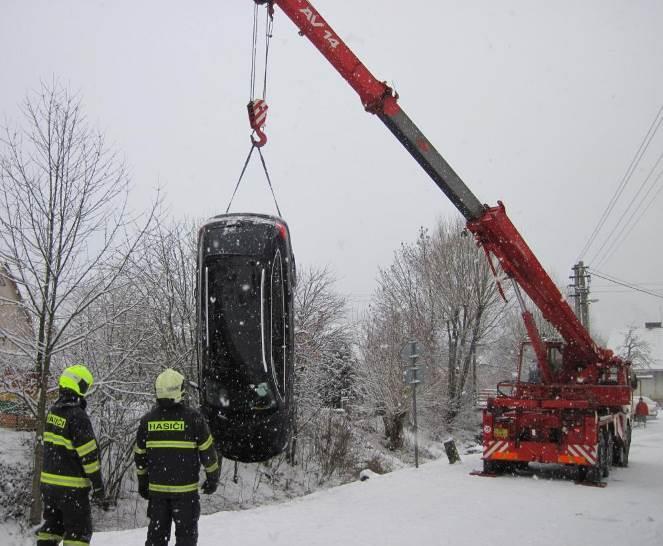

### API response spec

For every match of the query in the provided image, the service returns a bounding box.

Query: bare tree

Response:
[358,300,410,449]
[360,218,504,438]
[62,216,200,504]
[617,326,653,369]
[290,266,356,465]
[66,279,155,503]
[426,219,503,423]
[0,82,155,523]
[128,217,199,379]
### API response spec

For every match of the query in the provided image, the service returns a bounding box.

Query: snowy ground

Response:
[3,420,662,546]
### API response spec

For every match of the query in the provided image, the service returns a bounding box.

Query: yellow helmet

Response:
[59,365,94,397]
[155,369,185,403]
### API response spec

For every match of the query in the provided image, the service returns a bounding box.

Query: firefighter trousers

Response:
[146,494,201,546]
[36,487,93,546]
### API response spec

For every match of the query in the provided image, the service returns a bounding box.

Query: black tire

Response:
[602,430,612,478]
[612,425,630,467]
[623,424,631,467]
[581,433,606,484]
[577,464,601,483]
[612,440,625,467]
[513,461,530,472]
[483,459,503,474]
[587,464,602,483]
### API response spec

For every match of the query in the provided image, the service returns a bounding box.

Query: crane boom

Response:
[258,0,607,373]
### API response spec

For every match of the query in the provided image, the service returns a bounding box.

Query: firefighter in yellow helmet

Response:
[36,364,105,546]
[134,369,219,546]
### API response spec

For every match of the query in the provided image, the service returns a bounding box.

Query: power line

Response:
[588,268,663,300]
[590,151,663,267]
[592,289,660,294]
[577,104,663,261]
[594,168,663,268]
[592,282,663,288]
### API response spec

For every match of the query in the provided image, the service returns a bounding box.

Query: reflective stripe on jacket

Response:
[41,391,103,493]
[134,402,219,495]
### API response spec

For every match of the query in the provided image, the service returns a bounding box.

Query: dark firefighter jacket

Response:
[134,401,219,495]
[41,390,103,492]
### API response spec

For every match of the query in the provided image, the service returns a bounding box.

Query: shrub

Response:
[0,460,32,522]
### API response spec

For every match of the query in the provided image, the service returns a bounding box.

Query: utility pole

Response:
[570,261,593,332]
[401,340,422,468]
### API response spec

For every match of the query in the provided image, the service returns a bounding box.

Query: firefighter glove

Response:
[92,486,110,510]
[201,477,218,495]
[92,485,105,501]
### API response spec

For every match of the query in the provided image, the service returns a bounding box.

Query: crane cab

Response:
[516,340,563,385]
[197,213,296,462]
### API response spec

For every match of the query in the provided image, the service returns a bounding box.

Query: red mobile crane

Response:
[253,0,634,483]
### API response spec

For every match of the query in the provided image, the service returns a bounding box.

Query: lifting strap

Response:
[225,144,282,217]
[225,145,256,214]
[226,3,282,217]
[257,146,282,217]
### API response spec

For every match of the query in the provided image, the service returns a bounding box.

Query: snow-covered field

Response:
[3,420,662,546]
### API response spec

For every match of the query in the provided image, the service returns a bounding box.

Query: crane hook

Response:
[248,99,268,147]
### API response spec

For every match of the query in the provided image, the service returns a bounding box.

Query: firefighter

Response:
[36,364,105,546]
[134,369,220,546]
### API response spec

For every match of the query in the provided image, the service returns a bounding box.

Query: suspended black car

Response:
[197,213,296,462]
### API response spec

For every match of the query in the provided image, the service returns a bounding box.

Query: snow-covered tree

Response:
[64,216,201,502]
[617,326,653,369]
[360,218,504,439]
[0,82,155,523]
[127,217,200,380]
[290,266,356,467]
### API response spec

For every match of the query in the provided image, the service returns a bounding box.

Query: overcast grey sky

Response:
[2,0,662,340]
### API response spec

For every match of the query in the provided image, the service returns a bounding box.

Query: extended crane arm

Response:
[258,0,483,220]
[258,0,603,369]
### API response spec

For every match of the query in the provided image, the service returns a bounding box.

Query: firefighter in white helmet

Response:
[134,368,219,546]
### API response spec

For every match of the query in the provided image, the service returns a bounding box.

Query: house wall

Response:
[0,266,33,357]
[636,370,663,403]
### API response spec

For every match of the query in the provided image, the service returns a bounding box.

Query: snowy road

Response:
[3,422,660,546]
[91,420,663,546]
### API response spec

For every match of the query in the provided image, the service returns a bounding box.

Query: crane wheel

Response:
[613,424,631,468]
[601,430,613,478]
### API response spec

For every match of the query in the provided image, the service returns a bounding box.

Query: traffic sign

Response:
[400,340,419,364]
[404,366,424,385]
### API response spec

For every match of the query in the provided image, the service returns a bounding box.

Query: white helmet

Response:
[155,369,185,403]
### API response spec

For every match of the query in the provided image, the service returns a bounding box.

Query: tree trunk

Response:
[383,411,405,450]
[29,369,49,525]
[287,397,298,466]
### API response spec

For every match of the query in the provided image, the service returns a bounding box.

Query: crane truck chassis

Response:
[252,0,635,484]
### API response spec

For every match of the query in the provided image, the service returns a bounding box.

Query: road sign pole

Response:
[413,375,419,468]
